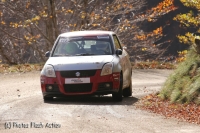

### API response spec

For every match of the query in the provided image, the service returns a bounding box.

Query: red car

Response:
[40,31,132,102]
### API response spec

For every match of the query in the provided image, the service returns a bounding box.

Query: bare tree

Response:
[0,0,168,64]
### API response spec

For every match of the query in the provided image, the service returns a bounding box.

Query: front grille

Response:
[60,70,96,78]
[64,83,93,93]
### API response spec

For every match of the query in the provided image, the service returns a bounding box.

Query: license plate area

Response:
[65,78,90,84]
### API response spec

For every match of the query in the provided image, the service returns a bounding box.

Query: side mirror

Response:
[45,51,51,57]
[115,49,122,56]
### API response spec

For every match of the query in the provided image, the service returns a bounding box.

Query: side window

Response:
[113,35,122,50]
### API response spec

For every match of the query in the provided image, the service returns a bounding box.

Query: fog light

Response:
[105,83,110,88]
[48,85,53,90]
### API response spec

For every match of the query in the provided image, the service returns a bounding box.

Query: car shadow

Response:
[44,95,138,106]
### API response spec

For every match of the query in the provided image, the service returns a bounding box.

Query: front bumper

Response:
[41,70,120,97]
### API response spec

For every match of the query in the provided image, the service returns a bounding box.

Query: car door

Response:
[112,35,130,88]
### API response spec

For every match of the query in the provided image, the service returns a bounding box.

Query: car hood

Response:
[45,55,114,71]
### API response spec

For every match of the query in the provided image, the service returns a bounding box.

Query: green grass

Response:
[159,49,200,104]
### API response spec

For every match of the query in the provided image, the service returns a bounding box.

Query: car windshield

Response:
[52,35,113,57]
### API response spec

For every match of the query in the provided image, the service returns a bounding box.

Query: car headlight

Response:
[101,63,113,76]
[42,65,56,77]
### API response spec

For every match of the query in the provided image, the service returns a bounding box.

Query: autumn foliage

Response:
[135,0,200,125]
[0,0,179,64]
[147,0,177,22]
[158,0,200,104]
[136,94,200,125]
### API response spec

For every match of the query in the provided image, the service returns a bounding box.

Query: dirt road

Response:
[0,69,200,133]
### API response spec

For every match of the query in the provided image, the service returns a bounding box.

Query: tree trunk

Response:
[45,0,58,48]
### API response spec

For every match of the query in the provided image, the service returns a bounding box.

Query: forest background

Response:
[0,0,197,65]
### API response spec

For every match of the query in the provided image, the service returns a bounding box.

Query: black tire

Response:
[43,96,53,102]
[112,74,123,102]
[123,78,132,97]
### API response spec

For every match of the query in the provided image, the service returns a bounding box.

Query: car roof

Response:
[59,30,115,37]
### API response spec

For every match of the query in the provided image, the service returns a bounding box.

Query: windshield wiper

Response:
[75,53,95,56]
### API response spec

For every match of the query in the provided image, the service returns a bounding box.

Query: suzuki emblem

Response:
[75,72,80,77]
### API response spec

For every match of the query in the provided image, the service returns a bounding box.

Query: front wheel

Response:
[123,78,132,97]
[112,74,123,102]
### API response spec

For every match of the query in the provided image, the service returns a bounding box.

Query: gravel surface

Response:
[0,70,200,133]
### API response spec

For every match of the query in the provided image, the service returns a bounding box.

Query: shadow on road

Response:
[44,96,138,106]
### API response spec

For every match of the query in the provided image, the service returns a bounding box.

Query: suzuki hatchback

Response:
[40,31,132,101]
